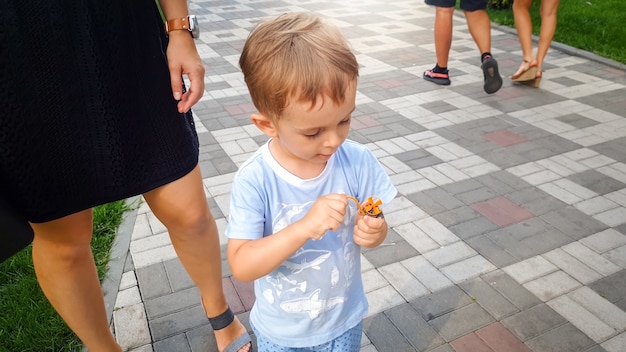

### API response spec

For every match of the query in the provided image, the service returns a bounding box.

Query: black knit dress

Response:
[0,0,200,223]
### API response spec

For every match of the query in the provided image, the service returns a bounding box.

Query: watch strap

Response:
[165,17,192,34]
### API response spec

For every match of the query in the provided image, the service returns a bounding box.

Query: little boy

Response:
[226,12,397,351]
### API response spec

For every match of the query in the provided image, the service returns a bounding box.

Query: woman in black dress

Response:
[0,0,250,351]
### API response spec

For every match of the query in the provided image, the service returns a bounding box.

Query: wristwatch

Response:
[164,15,199,39]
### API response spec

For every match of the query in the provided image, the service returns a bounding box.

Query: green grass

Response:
[487,0,626,65]
[0,200,132,352]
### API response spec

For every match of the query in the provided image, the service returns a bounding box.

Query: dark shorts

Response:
[425,0,488,11]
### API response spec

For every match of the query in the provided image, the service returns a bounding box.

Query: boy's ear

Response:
[250,113,277,137]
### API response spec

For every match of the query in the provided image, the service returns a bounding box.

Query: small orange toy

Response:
[347,196,384,218]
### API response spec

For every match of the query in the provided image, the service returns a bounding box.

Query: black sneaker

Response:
[481,56,502,94]
[423,68,451,85]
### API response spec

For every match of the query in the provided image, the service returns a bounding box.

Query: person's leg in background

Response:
[31,210,123,352]
[463,0,503,93]
[143,165,250,352]
[535,0,561,75]
[512,0,538,79]
[423,0,456,85]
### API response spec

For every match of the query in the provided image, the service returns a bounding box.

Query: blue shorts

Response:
[425,0,488,11]
[251,321,363,352]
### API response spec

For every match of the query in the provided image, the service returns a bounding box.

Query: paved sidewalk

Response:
[104,1,626,351]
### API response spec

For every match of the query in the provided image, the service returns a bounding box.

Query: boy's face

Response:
[269,80,356,173]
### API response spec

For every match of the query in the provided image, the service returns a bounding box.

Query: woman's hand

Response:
[165,31,205,113]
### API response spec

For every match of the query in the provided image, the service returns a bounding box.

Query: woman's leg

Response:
[512,0,536,77]
[143,165,249,352]
[31,210,122,352]
[536,0,561,72]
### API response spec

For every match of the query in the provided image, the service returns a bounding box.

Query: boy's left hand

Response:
[353,215,387,248]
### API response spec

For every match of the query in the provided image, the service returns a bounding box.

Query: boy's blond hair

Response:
[239,12,359,119]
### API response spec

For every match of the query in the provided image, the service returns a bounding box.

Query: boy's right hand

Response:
[299,194,348,240]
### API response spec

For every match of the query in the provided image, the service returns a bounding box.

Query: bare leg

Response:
[143,165,249,352]
[464,9,492,55]
[433,6,455,68]
[512,0,538,77]
[31,210,122,352]
[536,0,561,73]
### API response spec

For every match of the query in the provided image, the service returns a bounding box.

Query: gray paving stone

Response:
[363,312,417,352]
[145,287,200,320]
[581,229,626,254]
[113,303,152,350]
[410,285,473,321]
[590,137,626,163]
[423,242,477,268]
[540,206,608,241]
[416,189,463,210]
[432,206,481,228]
[439,255,497,283]
[481,270,542,310]
[467,235,519,267]
[455,187,498,205]
[451,211,501,238]
[584,345,608,352]
[572,286,626,331]
[601,332,626,352]
[476,171,532,194]
[124,252,135,272]
[568,170,626,195]
[164,259,195,292]
[482,148,537,169]
[534,135,582,157]
[501,303,566,341]
[521,229,572,257]
[362,239,420,268]
[429,303,494,342]
[507,217,558,241]
[524,270,582,302]
[153,333,191,352]
[547,295,616,343]
[405,191,450,215]
[378,263,429,301]
[525,323,596,352]
[440,178,484,196]
[186,324,218,352]
[427,345,455,352]
[562,242,622,276]
[385,303,446,352]
[459,277,520,320]
[149,305,207,341]
[589,269,626,312]
[485,229,540,260]
[401,255,454,292]
[136,262,172,300]
[509,190,567,216]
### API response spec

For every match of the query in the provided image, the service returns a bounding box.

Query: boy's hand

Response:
[299,194,348,240]
[353,215,387,248]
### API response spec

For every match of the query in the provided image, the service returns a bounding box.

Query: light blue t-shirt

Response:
[226,139,397,348]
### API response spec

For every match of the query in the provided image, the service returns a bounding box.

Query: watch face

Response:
[189,15,199,38]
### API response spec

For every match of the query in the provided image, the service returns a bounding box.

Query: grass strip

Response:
[0,200,132,352]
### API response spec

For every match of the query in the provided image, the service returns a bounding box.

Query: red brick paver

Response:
[472,197,535,227]
[483,129,527,147]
